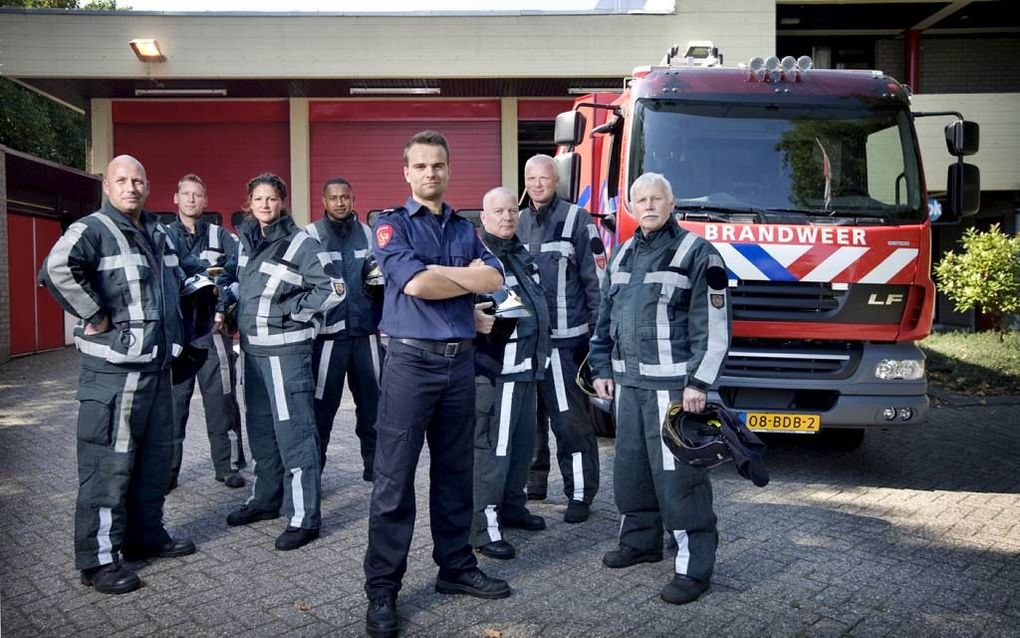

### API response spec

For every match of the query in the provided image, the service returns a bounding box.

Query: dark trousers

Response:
[363,340,478,598]
[529,343,600,504]
[170,332,246,484]
[73,367,174,570]
[471,376,538,546]
[311,334,381,473]
[242,352,321,529]
[614,385,718,581]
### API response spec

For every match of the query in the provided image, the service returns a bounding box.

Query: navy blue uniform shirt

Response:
[373,197,503,341]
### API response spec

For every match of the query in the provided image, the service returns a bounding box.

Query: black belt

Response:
[393,338,473,358]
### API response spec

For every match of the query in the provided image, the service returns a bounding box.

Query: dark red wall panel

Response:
[518,99,575,121]
[310,117,501,217]
[113,102,290,229]
[8,213,36,356]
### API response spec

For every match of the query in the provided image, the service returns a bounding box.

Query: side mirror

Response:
[554,110,587,147]
[554,152,581,203]
[947,162,980,218]
[945,120,979,156]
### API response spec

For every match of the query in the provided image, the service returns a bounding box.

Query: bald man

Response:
[470,187,550,560]
[39,155,198,595]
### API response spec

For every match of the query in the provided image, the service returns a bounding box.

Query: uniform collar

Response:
[172,215,207,236]
[100,202,159,236]
[405,197,455,222]
[481,230,523,255]
[531,194,560,217]
[322,211,358,235]
[243,214,297,245]
[635,218,681,245]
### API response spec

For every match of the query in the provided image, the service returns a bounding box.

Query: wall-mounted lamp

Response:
[130,39,166,62]
[349,87,441,95]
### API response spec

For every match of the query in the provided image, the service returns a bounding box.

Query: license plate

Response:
[742,412,821,433]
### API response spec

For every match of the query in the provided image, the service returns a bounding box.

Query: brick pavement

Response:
[1,346,1019,637]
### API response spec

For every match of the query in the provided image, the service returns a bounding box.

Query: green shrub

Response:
[934,224,1020,332]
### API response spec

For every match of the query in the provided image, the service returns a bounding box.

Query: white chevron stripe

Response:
[802,246,870,282]
[713,243,768,281]
[760,243,813,268]
[859,248,919,284]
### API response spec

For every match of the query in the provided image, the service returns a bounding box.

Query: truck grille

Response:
[722,339,861,380]
[730,281,846,321]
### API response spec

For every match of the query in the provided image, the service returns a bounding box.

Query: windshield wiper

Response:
[673,203,766,223]
[764,207,888,225]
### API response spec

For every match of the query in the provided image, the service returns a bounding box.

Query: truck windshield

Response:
[631,99,925,223]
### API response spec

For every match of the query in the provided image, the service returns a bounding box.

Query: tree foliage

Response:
[0,1,126,169]
[0,78,86,169]
[934,224,1020,332]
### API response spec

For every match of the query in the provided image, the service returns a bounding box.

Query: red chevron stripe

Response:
[785,244,841,280]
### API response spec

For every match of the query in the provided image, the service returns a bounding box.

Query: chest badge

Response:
[376,224,394,248]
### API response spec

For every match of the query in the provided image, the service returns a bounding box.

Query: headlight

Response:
[874,359,925,380]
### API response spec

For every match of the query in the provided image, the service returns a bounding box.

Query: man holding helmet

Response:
[588,172,731,605]
[470,187,551,560]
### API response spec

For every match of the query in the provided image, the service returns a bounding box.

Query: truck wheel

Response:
[588,402,616,438]
[822,428,866,451]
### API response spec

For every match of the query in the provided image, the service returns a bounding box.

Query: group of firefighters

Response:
[39,128,731,638]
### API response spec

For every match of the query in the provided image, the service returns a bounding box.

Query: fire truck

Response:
[556,42,980,448]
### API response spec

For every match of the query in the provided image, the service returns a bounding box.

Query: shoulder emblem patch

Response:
[595,254,607,270]
[376,224,394,248]
[710,293,726,309]
[334,281,346,297]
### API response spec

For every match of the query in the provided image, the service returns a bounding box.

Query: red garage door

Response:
[114,101,290,231]
[8,213,65,356]
[310,101,501,218]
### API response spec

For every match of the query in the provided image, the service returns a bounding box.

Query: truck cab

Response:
[557,44,980,447]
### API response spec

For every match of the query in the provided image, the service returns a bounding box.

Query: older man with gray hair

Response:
[470,186,551,560]
[588,172,731,605]
[519,153,607,523]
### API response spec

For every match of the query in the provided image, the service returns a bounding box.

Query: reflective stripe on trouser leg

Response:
[96,508,114,565]
[657,390,675,471]
[268,356,290,422]
[484,505,501,543]
[496,382,514,457]
[314,340,334,400]
[290,468,305,527]
[213,331,231,394]
[550,348,569,412]
[673,530,690,575]
[114,372,140,453]
[571,452,584,501]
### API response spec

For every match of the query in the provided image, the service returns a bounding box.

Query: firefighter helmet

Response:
[477,286,531,319]
[575,352,599,398]
[661,402,732,469]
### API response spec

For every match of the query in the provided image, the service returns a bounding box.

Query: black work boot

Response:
[476,540,516,560]
[226,505,279,526]
[564,500,590,523]
[366,594,398,638]
[122,537,196,561]
[435,567,511,599]
[660,574,710,605]
[216,471,246,488]
[80,562,141,595]
[602,544,663,569]
[274,526,319,551]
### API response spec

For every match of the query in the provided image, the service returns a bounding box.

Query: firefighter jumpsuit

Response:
[588,221,731,583]
[470,231,551,549]
[164,218,246,486]
[218,215,346,530]
[39,204,193,570]
[306,214,381,479]
[518,195,606,506]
